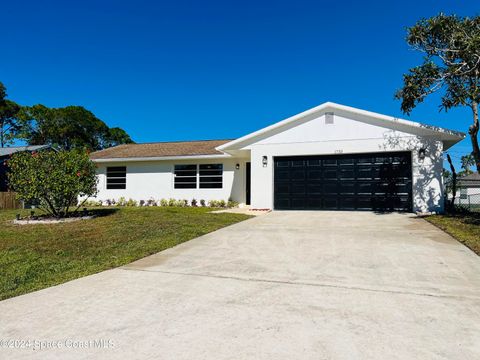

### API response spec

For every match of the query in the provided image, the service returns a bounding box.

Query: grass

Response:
[425,212,480,256]
[0,207,252,300]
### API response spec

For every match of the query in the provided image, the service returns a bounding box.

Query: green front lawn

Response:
[425,213,480,256]
[0,207,252,300]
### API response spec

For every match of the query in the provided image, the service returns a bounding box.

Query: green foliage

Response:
[117,197,127,206]
[18,105,133,151]
[7,150,98,217]
[160,198,168,207]
[461,153,475,174]
[227,200,239,208]
[395,13,480,173]
[126,198,138,207]
[0,82,21,147]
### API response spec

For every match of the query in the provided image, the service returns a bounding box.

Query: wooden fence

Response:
[0,192,22,210]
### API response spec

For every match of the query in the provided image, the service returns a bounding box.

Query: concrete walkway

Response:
[1,212,480,359]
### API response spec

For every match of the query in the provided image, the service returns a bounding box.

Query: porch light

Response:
[418,148,426,160]
[262,156,268,167]
[235,163,240,170]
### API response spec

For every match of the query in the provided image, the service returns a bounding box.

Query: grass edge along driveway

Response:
[0,207,252,301]
[425,213,480,256]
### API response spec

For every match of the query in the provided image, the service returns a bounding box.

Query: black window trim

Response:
[173,163,223,189]
[106,166,127,190]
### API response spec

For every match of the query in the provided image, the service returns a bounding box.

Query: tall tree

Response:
[460,153,475,174]
[103,127,134,148]
[395,13,480,173]
[20,105,133,151]
[0,82,21,147]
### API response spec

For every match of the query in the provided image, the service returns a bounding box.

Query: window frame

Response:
[174,164,198,189]
[172,163,223,189]
[106,166,127,190]
[199,164,223,189]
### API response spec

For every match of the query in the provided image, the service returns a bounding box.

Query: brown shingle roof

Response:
[90,139,233,160]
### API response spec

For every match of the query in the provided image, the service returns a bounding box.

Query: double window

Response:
[174,164,223,189]
[106,166,127,189]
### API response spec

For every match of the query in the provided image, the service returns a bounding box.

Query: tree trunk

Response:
[470,102,480,173]
[447,154,457,210]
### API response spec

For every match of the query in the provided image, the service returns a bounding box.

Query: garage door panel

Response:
[339,197,356,209]
[307,169,322,180]
[276,169,290,181]
[323,182,338,195]
[274,152,412,211]
[291,184,306,194]
[275,183,290,194]
[323,197,339,209]
[291,169,305,181]
[306,184,323,194]
[339,182,355,194]
[339,169,355,180]
[323,169,337,180]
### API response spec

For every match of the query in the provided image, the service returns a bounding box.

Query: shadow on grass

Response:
[81,208,119,218]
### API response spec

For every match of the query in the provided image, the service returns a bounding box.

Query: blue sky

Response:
[2,0,478,168]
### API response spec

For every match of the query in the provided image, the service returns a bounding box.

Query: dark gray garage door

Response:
[274,152,412,211]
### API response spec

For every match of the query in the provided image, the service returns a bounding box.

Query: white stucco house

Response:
[90,102,465,213]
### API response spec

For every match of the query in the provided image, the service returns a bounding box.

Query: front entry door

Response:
[246,162,251,205]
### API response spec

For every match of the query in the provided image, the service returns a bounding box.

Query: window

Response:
[106,166,126,189]
[200,164,223,188]
[174,164,197,188]
[460,188,468,199]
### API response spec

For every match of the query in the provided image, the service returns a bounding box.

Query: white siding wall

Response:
[93,158,246,204]
[247,113,444,213]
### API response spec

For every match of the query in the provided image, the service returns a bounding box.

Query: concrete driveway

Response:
[1,211,480,359]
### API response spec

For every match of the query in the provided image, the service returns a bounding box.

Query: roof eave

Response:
[217,102,466,151]
[91,153,233,163]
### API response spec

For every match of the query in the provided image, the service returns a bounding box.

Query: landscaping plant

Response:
[7,149,98,217]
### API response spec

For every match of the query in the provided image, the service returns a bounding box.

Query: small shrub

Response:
[200,199,206,207]
[173,199,183,207]
[191,199,198,207]
[117,197,127,206]
[218,199,226,208]
[183,199,189,207]
[83,199,100,207]
[139,200,145,207]
[147,198,157,206]
[104,198,116,206]
[227,200,239,208]
[208,200,218,208]
[160,198,168,207]
[126,198,137,207]
[168,198,176,207]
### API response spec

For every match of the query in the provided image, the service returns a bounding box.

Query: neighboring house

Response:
[456,172,480,206]
[0,145,51,192]
[90,102,465,213]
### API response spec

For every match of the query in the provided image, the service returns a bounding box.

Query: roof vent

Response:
[325,112,334,124]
